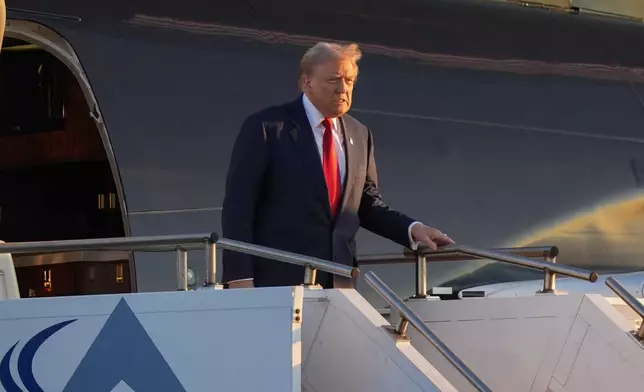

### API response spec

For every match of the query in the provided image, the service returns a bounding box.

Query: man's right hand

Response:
[227,280,254,289]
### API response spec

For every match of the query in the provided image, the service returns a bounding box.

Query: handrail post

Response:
[539,255,557,294]
[204,240,216,287]
[176,247,188,291]
[303,266,318,286]
[385,313,411,341]
[413,252,428,298]
[395,316,410,337]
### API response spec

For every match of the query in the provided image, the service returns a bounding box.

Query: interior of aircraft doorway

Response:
[0,36,131,298]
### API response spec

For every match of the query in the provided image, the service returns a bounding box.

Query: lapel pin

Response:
[349,137,354,145]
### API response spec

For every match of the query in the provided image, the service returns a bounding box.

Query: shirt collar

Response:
[302,93,338,131]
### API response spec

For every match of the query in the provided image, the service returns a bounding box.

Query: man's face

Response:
[303,58,357,118]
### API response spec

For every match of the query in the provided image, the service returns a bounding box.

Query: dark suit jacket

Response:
[222,95,415,288]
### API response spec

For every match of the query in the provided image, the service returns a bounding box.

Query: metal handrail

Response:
[0,233,219,290]
[0,233,219,253]
[216,238,360,285]
[358,245,557,265]
[359,244,597,297]
[0,234,360,290]
[605,276,644,341]
[364,271,492,392]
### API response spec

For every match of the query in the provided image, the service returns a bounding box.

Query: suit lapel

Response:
[287,98,332,216]
[339,116,357,216]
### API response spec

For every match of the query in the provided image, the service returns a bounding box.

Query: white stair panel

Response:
[0,240,20,300]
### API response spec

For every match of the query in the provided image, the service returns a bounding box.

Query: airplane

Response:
[1,0,644,310]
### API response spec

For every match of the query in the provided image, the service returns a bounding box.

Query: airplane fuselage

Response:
[3,0,644,306]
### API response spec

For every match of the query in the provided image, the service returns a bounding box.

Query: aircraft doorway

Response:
[0,34,132,298]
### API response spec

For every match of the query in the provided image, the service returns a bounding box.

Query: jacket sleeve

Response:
[221,114,268,283]
[358,128,415,247]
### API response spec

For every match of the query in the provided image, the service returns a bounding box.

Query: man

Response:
[222,42,454,289]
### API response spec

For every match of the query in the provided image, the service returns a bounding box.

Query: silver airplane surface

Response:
[1,0,644,308]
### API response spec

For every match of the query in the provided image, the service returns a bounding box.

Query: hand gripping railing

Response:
[216,238,360,286]
[605,276,644,341]
[364,271,492,392]
[0,233,220,290]
[360,244,598,297]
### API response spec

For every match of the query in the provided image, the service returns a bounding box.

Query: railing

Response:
[364,271,492,392]
[605,276,644,341]
[359,244,598,298]
[216,238,359,285]
[11,251,132,267]
[0,233,359,290]
[0,233,219,290]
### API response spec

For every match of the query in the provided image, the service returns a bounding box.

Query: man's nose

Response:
[337,80,349,93]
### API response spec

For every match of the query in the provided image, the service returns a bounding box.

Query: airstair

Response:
[1,234,643,391]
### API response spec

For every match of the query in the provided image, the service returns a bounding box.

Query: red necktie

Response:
[322,118,342,216]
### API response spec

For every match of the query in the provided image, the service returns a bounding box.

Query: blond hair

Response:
[299,42,362,88]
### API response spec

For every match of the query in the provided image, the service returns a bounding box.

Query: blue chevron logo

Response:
[0,298,187,392]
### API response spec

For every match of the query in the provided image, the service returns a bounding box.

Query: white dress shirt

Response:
[227,96,421,284]
[301,93,347,187]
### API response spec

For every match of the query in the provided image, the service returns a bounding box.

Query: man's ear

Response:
[301,75,311,91]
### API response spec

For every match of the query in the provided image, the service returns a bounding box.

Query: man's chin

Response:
[331,103,350,117]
